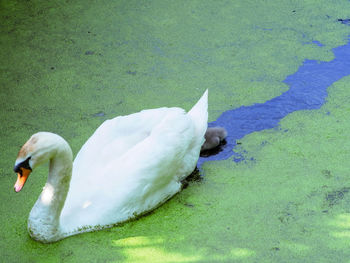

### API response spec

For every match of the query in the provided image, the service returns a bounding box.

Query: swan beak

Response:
[14,168,31,193]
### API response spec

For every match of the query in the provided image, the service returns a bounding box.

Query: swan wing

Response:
[71,107,176,180]
[61,107,199,229]
[100,108,198,220]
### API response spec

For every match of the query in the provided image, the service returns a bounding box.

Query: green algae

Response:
[2,0,350,262]
[215,75,350,262]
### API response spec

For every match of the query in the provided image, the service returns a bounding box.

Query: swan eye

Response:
[14,157,32,175]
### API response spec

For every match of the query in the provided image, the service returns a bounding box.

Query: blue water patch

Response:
[302,40,324,47]
[198,38,350,168]
[312,40,324,47]
[338,19,350,25]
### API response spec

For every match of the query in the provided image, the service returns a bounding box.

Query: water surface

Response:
[198,37,350,167]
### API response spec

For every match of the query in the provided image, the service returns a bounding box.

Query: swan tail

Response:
[187,89,208,143]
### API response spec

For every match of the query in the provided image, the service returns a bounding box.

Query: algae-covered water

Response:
[2,0,350,262]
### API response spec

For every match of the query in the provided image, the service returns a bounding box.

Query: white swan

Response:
[13,90,208,243]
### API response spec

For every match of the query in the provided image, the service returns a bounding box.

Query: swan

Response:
[13,90,208,243]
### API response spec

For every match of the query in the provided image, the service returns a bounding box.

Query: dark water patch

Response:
[182,168,202,189]
[126,70,137,75]
[92,111,106,117]
[200,139,227,157]
[338,18,350,25]
[198,37,350,168]
[325,187,350,207]
[303,40,324,47]
[312,40,324,47]
[85,50,95,55]
[87,31,97,36]
[322,169,333,178]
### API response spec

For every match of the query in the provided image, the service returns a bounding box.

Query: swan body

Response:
[13,90,208,243]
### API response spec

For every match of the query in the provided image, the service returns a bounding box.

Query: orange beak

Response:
[14,167,31,192]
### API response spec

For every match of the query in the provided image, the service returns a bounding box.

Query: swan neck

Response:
[46,151,72,216]
[28,139,73,243]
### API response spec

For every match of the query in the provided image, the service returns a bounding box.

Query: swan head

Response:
[13,132,70,192]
